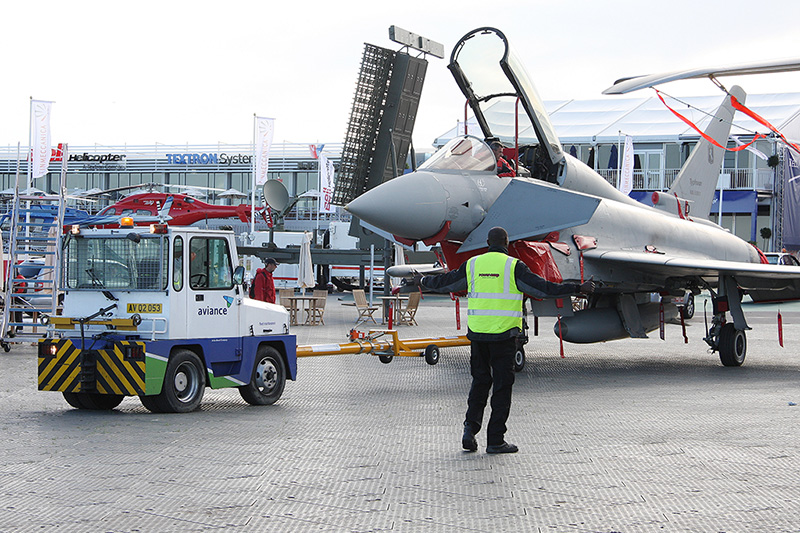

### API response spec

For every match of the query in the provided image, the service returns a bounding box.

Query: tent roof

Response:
[433,92,800,147]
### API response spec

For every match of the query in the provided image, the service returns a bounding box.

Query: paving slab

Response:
[1,293,798,532]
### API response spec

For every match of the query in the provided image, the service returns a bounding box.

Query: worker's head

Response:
[490,141,504,158]
[487,226,509,248]
[265,257,278,272]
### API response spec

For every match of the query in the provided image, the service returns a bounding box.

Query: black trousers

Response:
[464,337,516,446]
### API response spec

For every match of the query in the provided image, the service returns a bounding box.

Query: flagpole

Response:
[250,114,256,239]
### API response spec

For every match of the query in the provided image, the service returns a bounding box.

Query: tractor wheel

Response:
[149,349,205,413]
[239,346,287,406]
[378,355,393,364]
[62,392,123,410]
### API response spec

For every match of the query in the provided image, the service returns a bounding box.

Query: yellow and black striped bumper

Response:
[38,339,146,396]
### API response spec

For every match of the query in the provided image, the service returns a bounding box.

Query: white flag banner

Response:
[31,100,52,179]
[254,117,274,186]
[318,154,336,214]
[618,135,634,196]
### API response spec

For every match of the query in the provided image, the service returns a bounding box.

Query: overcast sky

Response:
[3,0,800,152]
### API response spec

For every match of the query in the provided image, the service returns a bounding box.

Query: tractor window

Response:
[189,237,232,290]
[173,236,184,291]
[64,235,168,291]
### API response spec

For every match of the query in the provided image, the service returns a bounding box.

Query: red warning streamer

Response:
[729,95,800,155]
[654,89,765,151]
[778,310,784,348]
[451,294,461,330]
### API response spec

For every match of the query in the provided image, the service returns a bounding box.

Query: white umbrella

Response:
[179,187,207,198]
[297,231,315,294]
[218,188,247,199]
[391,243,406,288]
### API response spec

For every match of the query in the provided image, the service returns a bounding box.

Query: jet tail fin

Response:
[668,85,746,220]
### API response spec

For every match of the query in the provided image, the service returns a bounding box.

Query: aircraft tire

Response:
[424,344,440,365]
[239,346,286,406]
[513,348,525,372]
[683,293,695,319]
[718,323,746,367]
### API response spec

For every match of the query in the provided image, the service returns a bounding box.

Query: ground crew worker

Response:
[415,227,594,454]
[253,258,278,303]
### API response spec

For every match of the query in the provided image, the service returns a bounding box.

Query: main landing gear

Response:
[702,277,748,367]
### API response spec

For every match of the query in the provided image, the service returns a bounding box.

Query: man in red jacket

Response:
[253,258,278,303]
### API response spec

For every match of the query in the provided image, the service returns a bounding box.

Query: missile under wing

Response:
[346,27,800,367]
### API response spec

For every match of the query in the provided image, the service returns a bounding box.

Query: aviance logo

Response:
[197,306,228,316]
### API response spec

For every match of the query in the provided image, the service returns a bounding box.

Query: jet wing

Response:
[582,249,800,290]
[459,179,601,252]
[603,58,800,94]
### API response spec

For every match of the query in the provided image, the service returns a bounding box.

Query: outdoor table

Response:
[286,295,320,326]
[378,295,409,325]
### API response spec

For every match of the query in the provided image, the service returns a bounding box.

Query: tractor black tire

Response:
[239,346,287,406]
[62,392,124,410]
[147,349,205,413]
[718,323,746,367]
[139,394,165,413]
[424,344,440,366]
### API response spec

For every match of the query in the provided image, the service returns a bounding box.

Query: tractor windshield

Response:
[64,235,168,291]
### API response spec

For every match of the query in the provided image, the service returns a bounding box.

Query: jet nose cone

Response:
[345,172,448,241]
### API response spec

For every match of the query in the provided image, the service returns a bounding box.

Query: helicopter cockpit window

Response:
[419,136,495,172]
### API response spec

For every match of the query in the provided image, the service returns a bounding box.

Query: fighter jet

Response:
[346,27,800,367]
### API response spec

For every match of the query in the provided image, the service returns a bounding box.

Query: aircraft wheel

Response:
[150,349,205,413]
[424,344,440,365]
[718,323,746,367]
[379,355,393,364]
[513,348,526,372]
[683,293,695,319]
[239,346,286,405]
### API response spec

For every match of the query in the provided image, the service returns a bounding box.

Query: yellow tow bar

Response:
[296,329,470,364]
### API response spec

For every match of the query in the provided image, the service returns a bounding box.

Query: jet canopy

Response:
[418,136,495,172]
[448,27,565,178]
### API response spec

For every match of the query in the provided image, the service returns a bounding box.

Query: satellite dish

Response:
[263,180,290,212]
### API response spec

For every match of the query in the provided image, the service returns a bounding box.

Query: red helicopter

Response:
[96,192,266,224]
[76,188,270,228]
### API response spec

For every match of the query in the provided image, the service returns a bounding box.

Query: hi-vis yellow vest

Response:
[466,252,523,334]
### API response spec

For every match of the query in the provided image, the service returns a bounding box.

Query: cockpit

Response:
[447,27,565,183]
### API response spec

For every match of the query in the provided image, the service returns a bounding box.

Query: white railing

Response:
[596,167,774,191]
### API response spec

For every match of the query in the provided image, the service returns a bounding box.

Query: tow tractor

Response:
[38,220,296,413]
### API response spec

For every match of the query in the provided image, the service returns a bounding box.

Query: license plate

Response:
[126,303,162,314]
